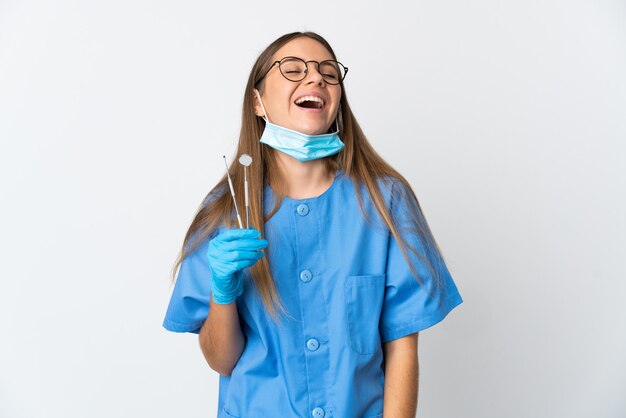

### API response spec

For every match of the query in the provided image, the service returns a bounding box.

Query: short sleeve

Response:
[379,181,463,343]
[162,229,219,334]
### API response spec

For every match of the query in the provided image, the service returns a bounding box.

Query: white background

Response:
[1,1,624,417]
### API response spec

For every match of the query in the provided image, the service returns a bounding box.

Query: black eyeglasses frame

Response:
[256,56,348,86]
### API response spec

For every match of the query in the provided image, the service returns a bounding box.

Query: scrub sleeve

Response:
[379,180,463,342]
[163,229,219,334]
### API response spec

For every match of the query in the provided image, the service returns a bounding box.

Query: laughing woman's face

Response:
[254,37,342,135]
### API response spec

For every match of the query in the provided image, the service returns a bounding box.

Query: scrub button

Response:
[300,270,312,282]
[306,338,320,351]
[296,204,309,216]
[312,407,325,418]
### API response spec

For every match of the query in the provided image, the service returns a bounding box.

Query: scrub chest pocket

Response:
[344,274,386,355]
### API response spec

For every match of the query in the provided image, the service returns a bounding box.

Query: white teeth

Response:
[295,96,325,106]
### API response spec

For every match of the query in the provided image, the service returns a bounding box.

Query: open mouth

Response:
[294,96,325,109]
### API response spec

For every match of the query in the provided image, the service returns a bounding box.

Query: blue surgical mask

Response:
[254,89,345,162]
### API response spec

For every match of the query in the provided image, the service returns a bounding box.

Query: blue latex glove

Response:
[206,227,268,304]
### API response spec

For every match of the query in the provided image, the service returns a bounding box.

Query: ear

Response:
[252,89,265,118]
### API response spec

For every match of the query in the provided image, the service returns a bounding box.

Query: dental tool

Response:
[238,154,253,229]
[223,155,243,229]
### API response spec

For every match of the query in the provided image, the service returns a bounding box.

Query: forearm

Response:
[382,334,419,417]
[198,294,246,376]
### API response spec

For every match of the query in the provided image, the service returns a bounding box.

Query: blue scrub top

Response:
[163,169,463,418]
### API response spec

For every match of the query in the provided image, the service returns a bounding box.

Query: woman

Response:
[163,31,463,418]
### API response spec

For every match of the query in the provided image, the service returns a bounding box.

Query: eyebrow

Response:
[277,56,335,61]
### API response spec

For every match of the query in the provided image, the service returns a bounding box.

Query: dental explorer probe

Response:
[222,155,243,229]
[238,154,253,229]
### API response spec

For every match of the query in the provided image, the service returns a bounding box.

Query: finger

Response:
[220,238,268,252]
[224,249,265,262]
[231,257,263,271]
[207,244,263,263]
[217,228,261,242]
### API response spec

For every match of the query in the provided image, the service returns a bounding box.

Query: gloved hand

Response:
[206,227,268,304]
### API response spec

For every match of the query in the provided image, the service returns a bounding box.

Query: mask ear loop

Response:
[254,89,270,124]
[333,102,343,133]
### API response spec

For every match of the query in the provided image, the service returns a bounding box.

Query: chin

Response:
[295,122,331,135]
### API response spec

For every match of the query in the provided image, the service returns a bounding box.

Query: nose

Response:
[303,62,325,85]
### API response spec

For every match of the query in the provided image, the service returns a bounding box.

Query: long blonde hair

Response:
[170,31,449,324]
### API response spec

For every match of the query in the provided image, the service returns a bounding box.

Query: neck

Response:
[274,152,334,200]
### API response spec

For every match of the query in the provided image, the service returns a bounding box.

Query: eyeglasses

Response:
[257,56,348,85]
